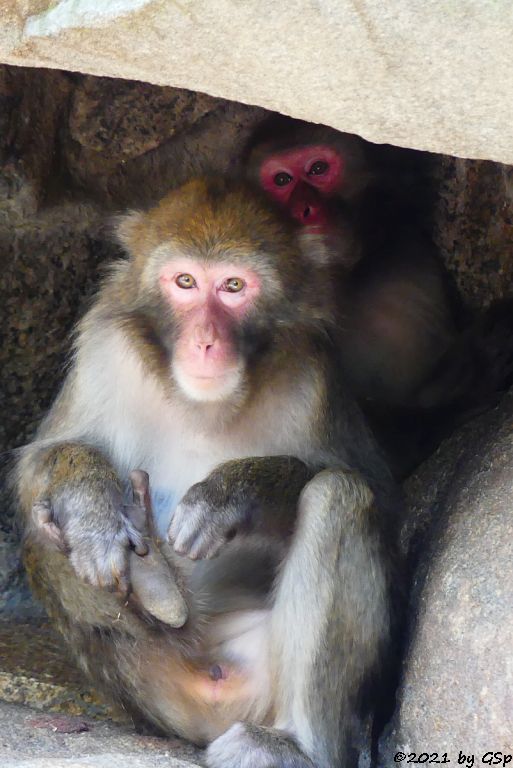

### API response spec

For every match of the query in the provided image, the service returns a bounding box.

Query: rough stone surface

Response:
[380,392,513,759]
[1,2,513,163]
[435,157,513,309]
[0,700,202,766]
[0,621,204,765]
[63,75,222,199]
[0,620,115,720]
[0,66,71,217]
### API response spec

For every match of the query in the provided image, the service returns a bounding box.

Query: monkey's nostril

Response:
[196,341,214,352]
[303,206,311,219]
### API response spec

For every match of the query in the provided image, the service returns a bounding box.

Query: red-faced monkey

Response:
[244,116,513,475]
[16,178,400,768]
[244,116,454,403]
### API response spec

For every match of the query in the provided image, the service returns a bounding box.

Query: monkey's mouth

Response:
[172,360,244,403]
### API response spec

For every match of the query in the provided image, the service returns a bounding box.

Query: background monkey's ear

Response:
[115,210,145,253]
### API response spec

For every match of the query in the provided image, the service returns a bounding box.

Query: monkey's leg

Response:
[206,469,392,768]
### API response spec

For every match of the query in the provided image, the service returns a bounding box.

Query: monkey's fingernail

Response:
[133,490,145,507]
[33,500,52,524]
[134,541,149,556]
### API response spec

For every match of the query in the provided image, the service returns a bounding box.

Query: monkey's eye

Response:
[175,273,196,289]
[221,277,245,293]
[308,160,329,176]
[273,172,293,187]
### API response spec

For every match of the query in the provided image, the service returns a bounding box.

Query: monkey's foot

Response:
[205,722,315,768]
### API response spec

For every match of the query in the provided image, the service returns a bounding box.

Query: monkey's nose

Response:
[193,323,216,353]
[290,188,323,224]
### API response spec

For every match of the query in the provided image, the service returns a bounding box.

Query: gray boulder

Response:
[381,393,513,761]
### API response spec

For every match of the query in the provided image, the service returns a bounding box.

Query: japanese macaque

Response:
[245,116,455,401]
[244,117,511,475]
[16,178,400,768]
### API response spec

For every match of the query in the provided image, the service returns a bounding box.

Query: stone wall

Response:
[435,158,513,308]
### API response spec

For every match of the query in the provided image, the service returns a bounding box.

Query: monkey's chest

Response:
[124,373,320,535]
[147,443,286,536]
[146,413,311,536]
[147,437,228,535]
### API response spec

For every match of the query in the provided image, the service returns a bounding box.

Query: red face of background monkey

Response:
[259,145,344,228]
[247,117,369,233]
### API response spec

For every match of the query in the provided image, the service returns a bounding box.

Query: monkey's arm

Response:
[18,442,188,626]
[20,441,149,591]
[169,456,313,559]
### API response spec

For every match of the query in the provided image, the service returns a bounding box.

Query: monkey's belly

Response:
[196,608,272,726]
[186,660,259,709]
[143,608,273,744]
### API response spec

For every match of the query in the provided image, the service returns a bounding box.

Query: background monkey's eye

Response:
[274,172,293,187]
[175,273,196,289]
[308,160,329,176]
[222,277,245,293]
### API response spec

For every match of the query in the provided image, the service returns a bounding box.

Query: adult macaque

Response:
[17,178,400,768]
[245,117,470,474]
[245,117,454,396]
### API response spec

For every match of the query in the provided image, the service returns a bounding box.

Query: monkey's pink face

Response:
[259,145,343,228]
[159,259,261,402]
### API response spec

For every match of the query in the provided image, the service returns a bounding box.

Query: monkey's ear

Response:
[115,210,145,253]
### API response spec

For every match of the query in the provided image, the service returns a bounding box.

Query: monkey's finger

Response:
[129,469,161,539]
[32,498,52,525]
[124,517,149,557]
[32,500,65,548]
[113,570,130,597]
[123,503,147,533]
[170,526,199,557]
[130,470,150,509]
[168,502,206,552]
[105,540,131,596]
[187,531,224,560]
[67,525,130,593]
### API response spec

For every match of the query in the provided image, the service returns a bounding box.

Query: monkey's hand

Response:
[31,446,148,594]
[169,456,312,559]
